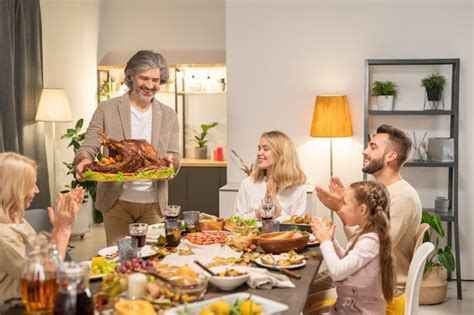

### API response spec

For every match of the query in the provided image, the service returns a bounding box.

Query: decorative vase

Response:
[419,266,448,305]
[412,148,422,161]
[375,95,394,110]
[194,146,208,159]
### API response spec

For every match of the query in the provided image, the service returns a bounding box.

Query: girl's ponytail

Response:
[349,181,395,302]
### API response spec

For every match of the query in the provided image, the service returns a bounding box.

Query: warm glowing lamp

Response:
[310,95,353,193]
[35,88,73,199]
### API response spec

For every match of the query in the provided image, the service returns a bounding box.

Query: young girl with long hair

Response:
[234,130,307,218]
[310,181,395,314]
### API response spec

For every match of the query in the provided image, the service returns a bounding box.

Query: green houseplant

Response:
[421,73,446,103]
[193,122,218,159]
[61,119,102,224]
[371,80,397,110]
[419,211,455,304]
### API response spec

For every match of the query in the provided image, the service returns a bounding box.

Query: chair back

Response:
[414,223,430,252]
[404,242,435,315]
[24,208,53,232]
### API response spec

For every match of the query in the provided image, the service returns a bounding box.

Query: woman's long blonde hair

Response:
[250,131,306,189]
[345,181,395,302]
[0,152,37,223]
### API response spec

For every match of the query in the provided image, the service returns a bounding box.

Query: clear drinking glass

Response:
[183,211,200,233]
[54,262,93,315]
[129,223,148,257]
[165,220,182,247]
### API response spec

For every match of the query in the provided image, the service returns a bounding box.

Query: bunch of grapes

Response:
[115,258,155,274]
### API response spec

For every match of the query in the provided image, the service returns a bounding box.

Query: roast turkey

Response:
[85,131,167,173]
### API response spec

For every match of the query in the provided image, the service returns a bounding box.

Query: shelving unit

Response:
[364,59,462,299]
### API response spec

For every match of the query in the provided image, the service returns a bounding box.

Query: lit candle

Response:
[128,272,147,299]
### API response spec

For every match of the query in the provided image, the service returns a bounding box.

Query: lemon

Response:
[199,309,214,315]
[209,300,231,315]
[240,299,262,315]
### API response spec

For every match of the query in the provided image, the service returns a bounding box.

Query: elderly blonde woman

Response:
[0,152,84,304]
[234,131,307,219]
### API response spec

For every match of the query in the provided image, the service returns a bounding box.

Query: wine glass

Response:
[129,223,148,258]
[261,197,275,221]
[164,205,181,221]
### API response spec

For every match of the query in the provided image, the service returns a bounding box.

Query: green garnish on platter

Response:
[83,167,175,182]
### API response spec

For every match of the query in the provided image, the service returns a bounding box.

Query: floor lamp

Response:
[310,95,353,219]
[35,88,73,203]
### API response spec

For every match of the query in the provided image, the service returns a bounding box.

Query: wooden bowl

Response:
[198,219,224,231]
[257,231,309,254]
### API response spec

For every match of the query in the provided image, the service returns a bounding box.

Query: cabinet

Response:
[168,162,227,217]
[364,59,461,299]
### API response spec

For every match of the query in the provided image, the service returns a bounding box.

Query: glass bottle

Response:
[54,262,93,315]
[20,233,59,313]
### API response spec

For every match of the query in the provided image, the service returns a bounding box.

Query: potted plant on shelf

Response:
[194,122,218,159]
[371,80,397,110]
[419,211,455,305]
[421,73,446,110]
[61,119,102,225]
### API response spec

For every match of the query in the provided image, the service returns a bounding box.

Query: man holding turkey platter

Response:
[75,50,180,246]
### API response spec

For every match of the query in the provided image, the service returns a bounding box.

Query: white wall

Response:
[227,0,474,279]
[97,0,226,65]
[41,0,100,201]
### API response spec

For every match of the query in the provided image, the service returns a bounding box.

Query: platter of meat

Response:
[184,231,228,246]
[82,131,175,182]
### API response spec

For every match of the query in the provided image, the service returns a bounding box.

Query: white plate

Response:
[97,245,157,259]
[307,234,320,246]
[166,292,288,315]
[146,223,165,242]
[255,254,306,270]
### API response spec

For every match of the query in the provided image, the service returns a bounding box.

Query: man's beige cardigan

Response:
[74,93,181,212]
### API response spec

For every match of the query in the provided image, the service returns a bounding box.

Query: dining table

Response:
[2,247,323,315]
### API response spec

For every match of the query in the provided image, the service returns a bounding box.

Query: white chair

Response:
[404,242,435,315]
[414,223,430,252]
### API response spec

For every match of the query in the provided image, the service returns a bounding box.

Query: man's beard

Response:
[362,156,385,174]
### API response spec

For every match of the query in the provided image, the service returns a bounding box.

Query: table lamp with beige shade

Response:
[310,95,353,219]
[35,88,73,200]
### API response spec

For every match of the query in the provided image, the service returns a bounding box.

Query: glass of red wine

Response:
[164,205,181,221]
[129,223,148,258]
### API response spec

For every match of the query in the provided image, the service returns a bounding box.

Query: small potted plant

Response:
[371,80,397,110]
[421,73,446,103]
[194,122,218,159]
[419,211,455,305]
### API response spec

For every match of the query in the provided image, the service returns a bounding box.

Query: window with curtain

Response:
[0,0,50,209]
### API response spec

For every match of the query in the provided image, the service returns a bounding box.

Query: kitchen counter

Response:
[180,158,227,167]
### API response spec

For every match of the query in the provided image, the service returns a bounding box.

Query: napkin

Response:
[246,267,295,289]
[160,242,242,272]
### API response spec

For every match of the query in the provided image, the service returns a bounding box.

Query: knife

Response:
[278,268,301,279]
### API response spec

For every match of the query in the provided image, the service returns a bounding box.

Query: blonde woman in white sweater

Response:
[234,131,307,219]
